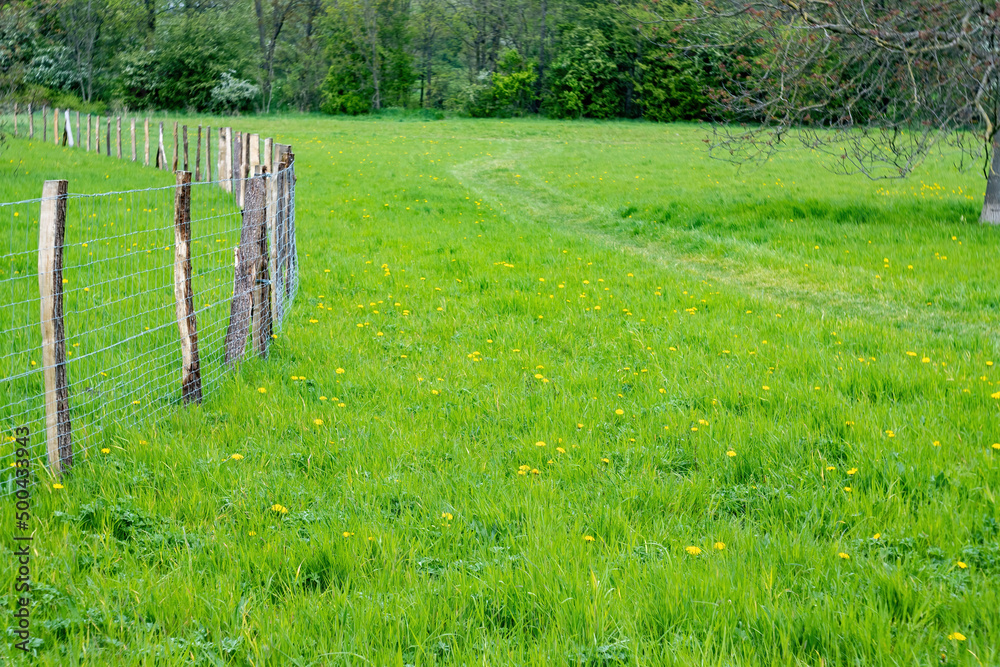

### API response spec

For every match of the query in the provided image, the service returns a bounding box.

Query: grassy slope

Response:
[2,117,999,665]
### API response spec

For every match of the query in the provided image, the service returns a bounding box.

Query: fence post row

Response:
[252,164,273,358]
[172,121,179,171]
[224,167,264,366]
[173,171,203,403]
[38,180,72,476]
[195,126,202,181]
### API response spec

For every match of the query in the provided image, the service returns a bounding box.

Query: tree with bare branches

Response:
[627,0,1000,222]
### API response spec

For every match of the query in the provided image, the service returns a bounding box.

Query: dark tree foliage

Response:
[628,0,1000,221]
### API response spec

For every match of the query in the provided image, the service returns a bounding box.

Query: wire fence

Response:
[1,114,298,494]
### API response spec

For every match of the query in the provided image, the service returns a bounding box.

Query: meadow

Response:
[1,116,998,665]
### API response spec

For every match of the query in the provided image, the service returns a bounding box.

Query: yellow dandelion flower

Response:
[441,512,453,521]
[685,546,702,556]
[343,531,354,537]
[535,441,546,447]
[615,409,624,415]
[993,443,1000,450]
[713,542,725,550]
[231,453,244,460]
[726,450,736,457]
[847,468,858,475]
[258,387,267,394]
[872,533,881,540]
[52,483,64,489]
[336,368,345,374]
[313,418,324,426]
[947,632,966,641]
[272,504,288,514]
[838,552,850,559]
[556,447,566,454]
[583,535,595,542]
[957,561,968,569]
[100,448,111,454]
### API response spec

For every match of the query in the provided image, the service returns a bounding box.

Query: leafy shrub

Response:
[25,46,80,92]
[547,27,620,119]
[467,49,537,118]
[210,71,260,114]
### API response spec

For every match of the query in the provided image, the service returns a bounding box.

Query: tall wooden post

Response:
[42,106,47,142]
[206,127,213,182]
[131,119,137,161]
[195,125,202,181]
[219,128,231,192]
[86,115,91,152]
[144,119,150,166]
[251,165,273,357]
[116,117,122,158]
[157,122,166,169]
[173,171,203,403]
[53,107,59,145]
[28,103,34,139]
[264,137,273,173]
[39,180,72,475]
[106,117,111,156]
[95,115,100,152]
[182,125,189,171]
[224,168,266,366]
[172,121,179,171]
[233,131,243,204]
[249,133,260,171]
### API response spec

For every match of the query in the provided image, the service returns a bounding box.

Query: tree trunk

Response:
[982,134,1000,224]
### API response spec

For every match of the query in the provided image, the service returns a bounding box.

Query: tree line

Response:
[0,0,734,120]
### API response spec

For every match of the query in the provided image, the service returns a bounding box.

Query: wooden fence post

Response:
[131,119,136,161]
[266,143,279,322]
[53,107,59,145]
[224,168,266,366]
[157,122,166,169]
[273,144,290,323]
[144,119,150,166]
[251,165,273,357]
[95,115,101,152]
[206,127,213,182]
[86,115,91,152]
[172,121,179,171]
[183,125,189,171]
[28,103,33,139]
[173,171,203,403]
[63,110,74,147]
[232,131,243,204]
[195,126,202,181]
[106,117,111,156]
[264,137,273,173]
[116,117,122,158]
[249,134,260,171]
[42,106,47,142]
[39,180,72,475]
[218,128,230,192]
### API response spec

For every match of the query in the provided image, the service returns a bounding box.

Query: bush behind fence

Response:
[1,109,298,493]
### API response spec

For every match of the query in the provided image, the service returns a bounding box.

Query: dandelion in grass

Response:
[231,454,244,461]
[336,368,345,374]
[343,531,354,538]
[726,450,736,457]
[873,533,881,540]
[714,542,725,551]
[272,504,288,514]
[313,419,324,426]
[584,535,595,542]
[844,487,852,492]
[556,447,566,454]
[52,483,64,490]
[847,468,858,475]
[947,632,966,641]
[101,448,111,454]
[838,552,850,560]
[685,546,702,556]
[535,441,546,447]
[530,468,540,475]
[441,512,453,521]
[993,443,1000,450]
[615,409,624,415]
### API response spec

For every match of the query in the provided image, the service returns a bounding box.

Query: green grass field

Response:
[2,117,999,665]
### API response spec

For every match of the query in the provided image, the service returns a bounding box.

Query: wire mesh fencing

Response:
[1,136,298,493]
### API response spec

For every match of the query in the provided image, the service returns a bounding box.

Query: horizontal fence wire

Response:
[1,162,297,494]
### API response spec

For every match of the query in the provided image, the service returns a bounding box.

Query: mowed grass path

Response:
[2,118,999,665]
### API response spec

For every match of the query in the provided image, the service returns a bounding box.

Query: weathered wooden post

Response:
[39,180,73,475]
[63,110,74,147]
[251,165,273,357]
[232,131,243,203]
[249,133,260,170]
[195,126,202,181]
[28,103,34,139]
[131,119,136,161]
[182,125,189,171]
[218,128,228,190]
[116,117,122,158]
[206,127,213,182]
[224,167,266,366]
[157,122,167,169]
[266,141,279,321]
[144,119,150,166]
[105,117,111,156]
[172,121,179,171]
[42,106,47,142]
[264,137,273,173]
[86,115,91,151]
[173,171,203,403]
[53,107,59,145]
